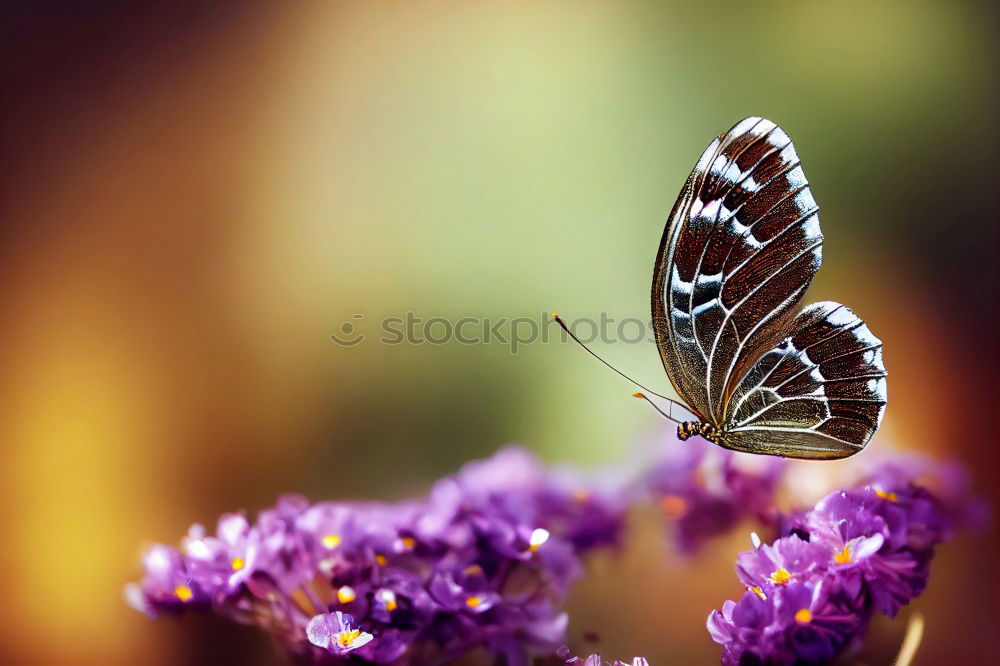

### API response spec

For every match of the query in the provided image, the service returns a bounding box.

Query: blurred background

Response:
[1,1,997,664]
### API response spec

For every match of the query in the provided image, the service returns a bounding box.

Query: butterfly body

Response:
[677,421,724,444]
[650,118,887,459]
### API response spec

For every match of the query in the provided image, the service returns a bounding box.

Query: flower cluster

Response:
[646,434,785,553]
[128,429,982,666]
[707,460,977,665]
[126,447,627,664]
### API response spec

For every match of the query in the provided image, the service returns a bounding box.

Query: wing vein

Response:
[727,304,847,410]
[705,238,823,420]
[688,121,775,362]
[765,320,866,391]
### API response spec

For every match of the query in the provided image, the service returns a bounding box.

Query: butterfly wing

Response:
[722,302,886,459]
[652,117,823,425]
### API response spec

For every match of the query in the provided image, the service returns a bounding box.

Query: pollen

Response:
[336,629,362,647]
[465,595,483,608]
[794,608,813,624]
[749,586,766,600]
[632,392,645,399]
[551,312,559,319]
[337,585,356,604]
[661,494,687,518]
[231,557,245,571]
[875,489,898,502]
[529,528,550,552]
[321,534,342,549]
[375,554,388,566]
[464,564,483,576]
[400,536,416,550]
[572,489,590,504]
[834,546,852,565]
[174,584,193,602]
[769,569,791,585]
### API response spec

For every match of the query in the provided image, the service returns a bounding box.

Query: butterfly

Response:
[556,117,886,459]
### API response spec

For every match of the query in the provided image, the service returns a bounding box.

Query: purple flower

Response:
[307,611,375,654]
[542,464,631,551]
[124,544,210,615]
[800,489,922,616]
[735,534,828,591]
[128,447,627,664]
[647,435,784,553]
[428,565,501,614]
[177,512,266,597]
[708,581,859,666]
[444,447,628,553]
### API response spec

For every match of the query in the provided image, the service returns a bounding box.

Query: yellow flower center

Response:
[174,584,193,601]
[875,489,898,502]
[834,546,852,565]
[375,554,388,566]
[769,569,791,585]
[465,595,483,608]
[231,557,245,571]
[400,537,416,550]
[572,490,590,504]
[336,629,361,647]
[321,535,342,549]
[464,564,483,576]
[661,495,687,518]
[337,586,356,604]
[794,608,812,624]
[749,586,766,600]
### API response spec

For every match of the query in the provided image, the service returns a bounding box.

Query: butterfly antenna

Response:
[630,391,678,423]
[551,313,686,424]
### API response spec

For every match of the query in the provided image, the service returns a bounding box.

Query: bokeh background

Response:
[2,1,997,664]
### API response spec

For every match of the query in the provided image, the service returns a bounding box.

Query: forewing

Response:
[652,117,822,424]
[722,302,887,459]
